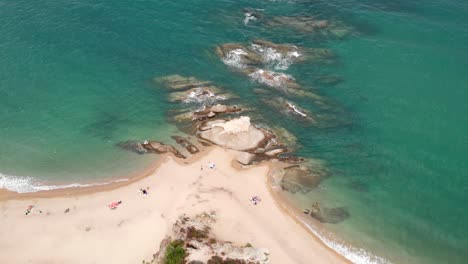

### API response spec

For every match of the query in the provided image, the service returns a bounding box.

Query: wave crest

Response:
[0,172,128,193]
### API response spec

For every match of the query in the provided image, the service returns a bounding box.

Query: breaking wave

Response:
[249,69,295,88]
[298,219,392,264]
[222,49,248,69]
[0,172,128,193]
[250,44,301,70]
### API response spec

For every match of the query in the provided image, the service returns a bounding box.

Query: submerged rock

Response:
[314,74,344,86]
[279,165,322,194]
[262,97,317,123]
[116,140,148,154]
[310,206,350,224]
[198,116,267,151]
[264,15,356,39]
[155,74,212,90]
[243,8,263,25]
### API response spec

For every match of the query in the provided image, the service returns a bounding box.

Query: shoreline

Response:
[0,147,213,201]
[0,147,349,263]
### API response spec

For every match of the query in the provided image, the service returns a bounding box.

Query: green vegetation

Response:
[244,243,252,248]
[164,240,186,264]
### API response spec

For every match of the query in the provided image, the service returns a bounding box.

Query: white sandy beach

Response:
[0,147,347,264]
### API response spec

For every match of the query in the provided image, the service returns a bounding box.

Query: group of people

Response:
[25,205,42,215]
[249,195,261,205]
[201,161,217,171]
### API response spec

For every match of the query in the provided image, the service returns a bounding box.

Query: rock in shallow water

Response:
[279,165,322,194]
[310,206,350,224]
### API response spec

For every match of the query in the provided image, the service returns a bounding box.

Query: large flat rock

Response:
[199,116,266,151]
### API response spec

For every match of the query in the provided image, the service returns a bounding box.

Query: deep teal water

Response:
[1,0,467,263]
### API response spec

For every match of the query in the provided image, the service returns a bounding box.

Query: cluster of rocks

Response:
[117,139,189,159]
[149,213,270,264]
[196,116,305,166]
[244,9,357,39]
[216,39,329,121]
[155,74,235,104]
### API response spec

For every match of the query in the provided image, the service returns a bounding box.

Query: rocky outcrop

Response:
[142,141,186,159]
[193,104,242,121]
[116,140,186,159]
[149,213,269,264]
[198,116,267,151]
[247,68,300,90]
[156,75,235,105]
[172,136,200,154]
[216,40,332,99]
[216,39,331,72]
[168,86,229,103]
[216,44,264,69]
[235,151,257,165]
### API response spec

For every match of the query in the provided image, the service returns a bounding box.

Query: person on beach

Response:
[250,195,261,205]
[138,188,149,195]
[208,162,216,169]
[25,205,42,215]
[108,201,122,209]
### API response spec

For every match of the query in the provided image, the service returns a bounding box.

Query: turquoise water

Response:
[1,0,467,263]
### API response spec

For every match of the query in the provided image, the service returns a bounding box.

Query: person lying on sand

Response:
[108,201,122,210]
[25,205,42,215]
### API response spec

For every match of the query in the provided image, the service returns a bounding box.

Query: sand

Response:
[0,147,347,264]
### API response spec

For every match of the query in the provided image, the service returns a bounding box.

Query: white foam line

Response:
[0,172,128,193]
[298,219,392,264]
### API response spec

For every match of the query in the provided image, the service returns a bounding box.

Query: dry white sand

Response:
[0,147,347,264]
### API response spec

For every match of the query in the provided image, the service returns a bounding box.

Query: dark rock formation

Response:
[116,140,148,154]
[172,136,200,154]
[310,206,350,224]
[279,165,322,194]
[142,141,186,159]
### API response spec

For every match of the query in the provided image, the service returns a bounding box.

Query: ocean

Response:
[0,0,467,263]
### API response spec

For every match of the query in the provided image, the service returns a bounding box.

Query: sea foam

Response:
[222,49,248,69]
[250,43,301,70]
[298,219,392,264]
[0,172,128,193]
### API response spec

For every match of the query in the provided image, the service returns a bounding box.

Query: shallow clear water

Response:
[1,0,467,263]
